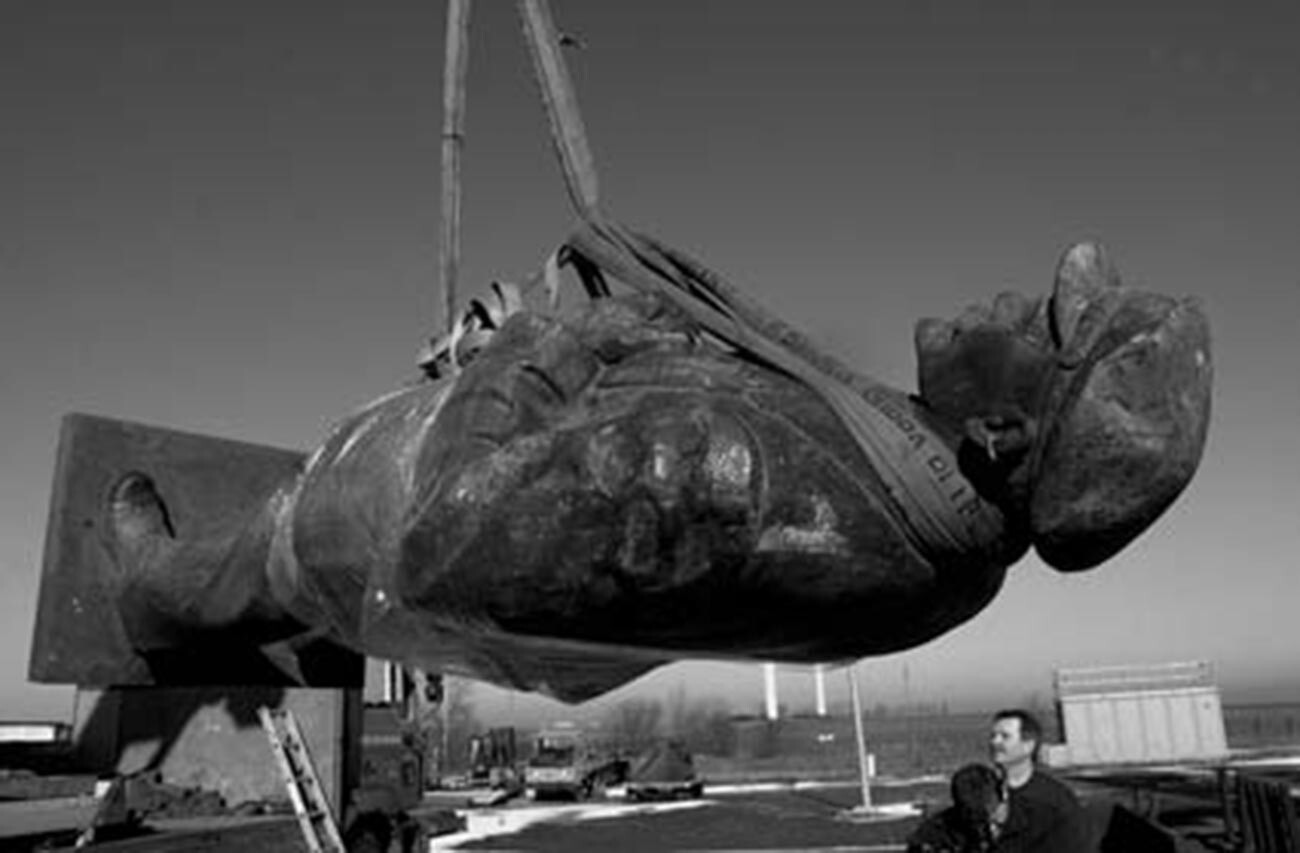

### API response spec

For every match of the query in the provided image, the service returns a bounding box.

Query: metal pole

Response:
[439,0,472,336]
[847,663,872,809]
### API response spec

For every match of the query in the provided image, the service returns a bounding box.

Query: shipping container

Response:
[1053,661,1228,766]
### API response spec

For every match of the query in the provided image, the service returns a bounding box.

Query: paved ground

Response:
[422,774,1247,852]
[424,781,938,852]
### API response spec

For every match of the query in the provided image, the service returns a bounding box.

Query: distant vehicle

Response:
[625,739,704,801]
[467,727,521,790]
[524,724,628,801]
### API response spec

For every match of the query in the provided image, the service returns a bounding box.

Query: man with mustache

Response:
[989,709,1091,852]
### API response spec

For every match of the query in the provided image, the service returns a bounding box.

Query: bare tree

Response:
[602,698,663,753]
[664,687,734,756]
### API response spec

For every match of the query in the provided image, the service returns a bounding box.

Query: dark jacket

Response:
[995,770,1091,853]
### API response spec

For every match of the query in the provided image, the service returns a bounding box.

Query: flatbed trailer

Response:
[1060,748,1300,851]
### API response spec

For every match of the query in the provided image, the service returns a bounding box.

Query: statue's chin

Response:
[1029,294,1212,572]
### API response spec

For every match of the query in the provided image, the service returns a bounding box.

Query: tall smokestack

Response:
[814,664,828,716]
[763,663,779,720]
[382,661,402,704]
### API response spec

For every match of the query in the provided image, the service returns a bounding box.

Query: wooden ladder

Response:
[259,707,346,853]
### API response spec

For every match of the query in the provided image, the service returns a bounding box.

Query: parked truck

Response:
[523,723,627,801]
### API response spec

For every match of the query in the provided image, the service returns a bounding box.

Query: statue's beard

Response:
[1029,291,1211,571]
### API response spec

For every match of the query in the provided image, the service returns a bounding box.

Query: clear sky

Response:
[3,1,1297,724]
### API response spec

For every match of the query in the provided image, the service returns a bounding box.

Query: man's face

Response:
[989,716,1034,768]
